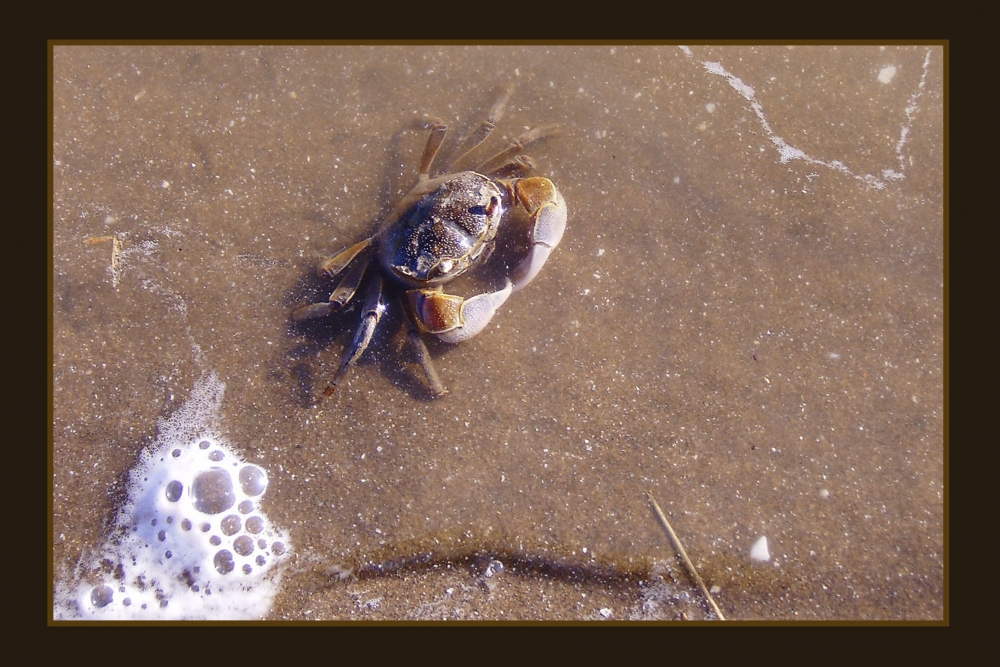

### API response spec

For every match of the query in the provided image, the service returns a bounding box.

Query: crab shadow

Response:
[284,264,462,405]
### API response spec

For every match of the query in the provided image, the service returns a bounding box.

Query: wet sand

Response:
[53,45,943,620]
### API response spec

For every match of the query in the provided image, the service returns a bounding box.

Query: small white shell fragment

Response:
[878,66,897,84]
[751,536,771,562]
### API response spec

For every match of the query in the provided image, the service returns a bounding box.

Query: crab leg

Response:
[399,295,449,397]
[319,237,372,275]
[417,117,448,179]
[332,273,386,387]
[291,238,373,321]
[475,124,561,177]
[448,84,514,172]
[488,155,536,180]
[506,177,567,291]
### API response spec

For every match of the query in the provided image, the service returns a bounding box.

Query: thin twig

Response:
[84,233,124,289]
[646,491,726,621]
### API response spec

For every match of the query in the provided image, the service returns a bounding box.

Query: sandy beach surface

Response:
[52,44,943,621]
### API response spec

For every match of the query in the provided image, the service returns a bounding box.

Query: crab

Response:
[292,86,567,397]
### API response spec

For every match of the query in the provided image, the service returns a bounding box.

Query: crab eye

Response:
[437,259,454,275]
[469,196,501,218]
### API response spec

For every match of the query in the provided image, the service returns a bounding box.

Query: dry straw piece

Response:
[646,491,726,621]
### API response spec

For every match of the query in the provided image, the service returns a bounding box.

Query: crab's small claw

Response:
[507,177,567,291]
[408,280,514,344]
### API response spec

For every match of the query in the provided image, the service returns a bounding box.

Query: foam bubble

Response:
[55,375,292,620]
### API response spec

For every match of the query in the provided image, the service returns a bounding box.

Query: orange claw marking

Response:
[512,176,558,215]
[408,290,465,334]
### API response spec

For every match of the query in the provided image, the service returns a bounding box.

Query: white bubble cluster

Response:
[55,375,292,620]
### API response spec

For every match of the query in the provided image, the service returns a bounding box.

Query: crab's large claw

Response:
[408,280,514,344]
[508,177,567,292]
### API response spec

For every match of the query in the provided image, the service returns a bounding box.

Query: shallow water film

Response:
[53,45,944,621]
